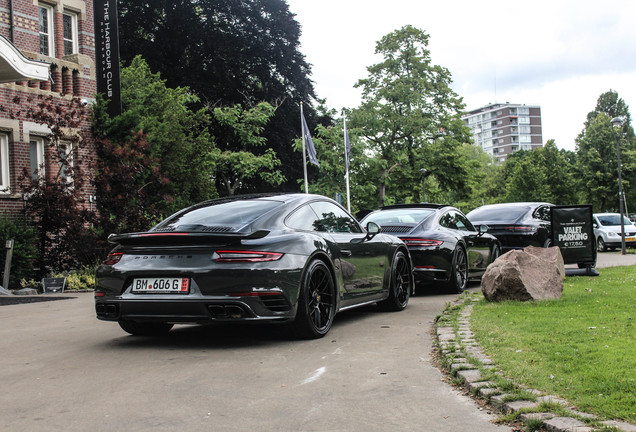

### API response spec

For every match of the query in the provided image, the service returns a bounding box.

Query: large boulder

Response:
[481,246,564,302]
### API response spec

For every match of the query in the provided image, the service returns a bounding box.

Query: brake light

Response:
[103,252,123,265]
[139,233,190,236]
[214,250,283,262]
[504,226,537,232]
[401,238,444,247]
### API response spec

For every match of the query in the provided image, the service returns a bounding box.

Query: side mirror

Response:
[478,224,489,235]
[593,223,598,229]
[351,222,380,244]
[366,221,381,235]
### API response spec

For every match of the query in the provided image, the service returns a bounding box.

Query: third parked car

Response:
[466,202,554,252]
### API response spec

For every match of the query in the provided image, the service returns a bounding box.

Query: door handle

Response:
[341,249,352,257]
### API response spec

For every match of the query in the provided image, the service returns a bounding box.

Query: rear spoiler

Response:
[107,230,270,246]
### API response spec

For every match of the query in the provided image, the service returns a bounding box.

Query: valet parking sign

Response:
[551,205,597,269]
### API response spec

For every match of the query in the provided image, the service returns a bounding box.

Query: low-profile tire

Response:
[448,246,468,294]
[597,237,607,252]
[291,259,336,339]
[118,319,173,336]
[377,250,412,312]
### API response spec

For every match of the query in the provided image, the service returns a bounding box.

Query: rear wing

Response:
[107,230,270,246]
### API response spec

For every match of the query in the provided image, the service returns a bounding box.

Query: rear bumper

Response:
[95,294,296,323]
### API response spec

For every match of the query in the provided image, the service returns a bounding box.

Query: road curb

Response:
[435,295,636,432]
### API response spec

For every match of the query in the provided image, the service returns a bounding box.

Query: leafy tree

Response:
[212,102,285,195]
[351,25,473,208]
[14,96,99,273]
[93,56,216,226]
[94,130,170,234]
[292,106,379,215]
[540,141,579,205]
[576,113,633,212]
[492,141,578,205]
[576,91,635,212]
[118,0,317,191]
[452,144,501,212]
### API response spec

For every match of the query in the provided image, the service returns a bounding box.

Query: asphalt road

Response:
[0,288,513,432]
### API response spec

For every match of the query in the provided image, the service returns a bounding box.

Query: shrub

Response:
[51,265,97,291]
[0,215,39,289]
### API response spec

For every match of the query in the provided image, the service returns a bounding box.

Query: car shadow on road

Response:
[97,304,387,350]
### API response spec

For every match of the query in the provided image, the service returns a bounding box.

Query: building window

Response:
[30,136,46,180]
[0,134,9,193]
[38,3,55,56]
[63,11,79,56]
[59,141,74,184]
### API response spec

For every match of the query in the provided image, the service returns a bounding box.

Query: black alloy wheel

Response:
[597,237,607,252]
[292,259,336,339]
[118,319,174,336]
[377,251,411,312]
[449,246,468,294]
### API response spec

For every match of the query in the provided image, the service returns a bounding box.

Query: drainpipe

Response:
[9,0,14,42]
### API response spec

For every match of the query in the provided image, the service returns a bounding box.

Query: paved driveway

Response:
[0,289,512,432]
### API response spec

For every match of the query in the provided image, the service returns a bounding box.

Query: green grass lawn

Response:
[471,266,636,423]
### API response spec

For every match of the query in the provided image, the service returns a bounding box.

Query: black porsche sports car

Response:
[466,202,554,252]
[95,194,413,339]
[360,204,500,293]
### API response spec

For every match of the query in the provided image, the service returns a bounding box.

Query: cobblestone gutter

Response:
[434,294,636,432]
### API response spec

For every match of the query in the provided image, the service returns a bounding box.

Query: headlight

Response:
[607,232,618,237]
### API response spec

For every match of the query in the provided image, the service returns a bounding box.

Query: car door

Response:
[452,211,491,272]
[532,204,553,245]
[308,200,390,302]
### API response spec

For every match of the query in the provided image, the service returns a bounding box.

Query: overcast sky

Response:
[285,0,636,151]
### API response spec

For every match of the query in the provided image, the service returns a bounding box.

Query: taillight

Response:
[401,238,444,247]
[504,226,537,233]
[213,250,283,262]
[103,252,123,265]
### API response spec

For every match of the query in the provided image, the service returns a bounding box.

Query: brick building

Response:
[0,0,96,216]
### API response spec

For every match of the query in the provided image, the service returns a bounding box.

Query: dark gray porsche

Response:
[95,193,413,339]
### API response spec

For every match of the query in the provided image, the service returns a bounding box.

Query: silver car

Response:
[593,213,636,252]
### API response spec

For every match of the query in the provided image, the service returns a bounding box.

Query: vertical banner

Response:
[551,205,597,269]
[94,0,122,117]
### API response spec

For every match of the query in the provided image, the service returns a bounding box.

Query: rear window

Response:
[153,199,281,231]
[467,206,529,222]
[364,209,435,225]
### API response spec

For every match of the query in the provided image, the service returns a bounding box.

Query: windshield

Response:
[467,206,529,222]
[364,208,435,225]
[597,214,632,226]
[154,199,281,231]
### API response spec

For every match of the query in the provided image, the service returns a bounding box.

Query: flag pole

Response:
[343,112,351,213]
[300,102,308,193]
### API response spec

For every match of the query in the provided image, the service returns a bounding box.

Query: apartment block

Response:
[462,103,543,163]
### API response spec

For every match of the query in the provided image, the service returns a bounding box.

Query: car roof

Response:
[470,202,553,210]
[380,203,451,210]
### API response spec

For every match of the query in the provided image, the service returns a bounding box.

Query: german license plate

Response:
[132,277,190,293]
